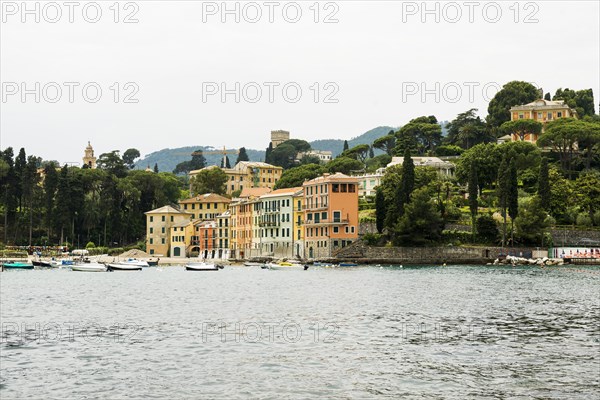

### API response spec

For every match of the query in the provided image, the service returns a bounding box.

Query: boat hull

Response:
[72,263,107,272]
[185,263,219,271]
[266,263,307,270]
[3,263,34,269]
[107,263,143,271]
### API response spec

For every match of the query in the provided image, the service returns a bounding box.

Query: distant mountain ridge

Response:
[135,126,397,172]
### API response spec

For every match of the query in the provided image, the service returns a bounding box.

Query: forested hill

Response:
[134,126,397,172]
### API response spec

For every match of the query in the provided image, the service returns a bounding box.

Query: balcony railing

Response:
[303,204,328,211]
[303,218,349,225]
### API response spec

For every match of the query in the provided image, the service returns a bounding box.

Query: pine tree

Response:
[236,147,249,164]
[343,140,349,152]
[508,158,519,246]
[468,161,479,236]
[538,157,550,211]
[375,187,386,234]
[153,163,159,173]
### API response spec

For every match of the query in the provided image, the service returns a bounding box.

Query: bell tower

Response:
[83,141,97,169]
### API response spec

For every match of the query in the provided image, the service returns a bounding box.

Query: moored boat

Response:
[244,261,264,267]
[266,262,308,270]
[2,262,34,270]
[107,262,143,271]
[185,262,219,271]
[338,262,358,267]
[72,263,107,272]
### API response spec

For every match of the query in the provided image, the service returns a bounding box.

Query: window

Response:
[332,184,339,193]
[341,184,347,193]
[297,230,301,239]
[333,211,341,222]
[537,112,542,119]
[333,226,339,233]
[351,226,355,233]
[171,216,174,222]
[150,216,153,222]
[345,226,349,233]
[349,184,355,193]
[162,227,165,234]
[150,227,153,234]
[321,212,327,220]
[557,111,562,118]
[162,216,166,222]
[518,113,524,119]
[547,112,553,120]
[161,238,165,244]
[149,238,153,244]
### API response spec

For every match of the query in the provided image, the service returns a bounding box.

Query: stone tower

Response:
[82,141,97,169]
[270,130,290,148]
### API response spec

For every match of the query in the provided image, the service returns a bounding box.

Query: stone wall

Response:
[334,241,538,264]
[550,228,600,246]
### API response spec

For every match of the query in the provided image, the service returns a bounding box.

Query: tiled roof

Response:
[179,193,231,204]
[303,173,358,185]
[145,205,191,215]
[260,187,303,198]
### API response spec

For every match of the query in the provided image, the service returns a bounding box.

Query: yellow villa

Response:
[190,162,283,195]
[178,193,231,220]
[507,99,578,143]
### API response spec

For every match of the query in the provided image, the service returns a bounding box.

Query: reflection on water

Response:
[1,265,599,398]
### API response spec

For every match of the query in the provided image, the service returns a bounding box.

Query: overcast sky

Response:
[1,0,598,164]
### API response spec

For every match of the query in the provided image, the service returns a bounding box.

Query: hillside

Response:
[310,126,396,156]
[135,126,397,172]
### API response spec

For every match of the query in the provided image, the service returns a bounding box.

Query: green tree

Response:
[191,167,228,195]
[153,163,159,173]
[537,118,588,177]
[221,155,231,169]
[325,157,363,175]
[499,119,543,142]
[400,149,415,209]
[236,147,250,164]
[342,144,370,163]
[122,148,141,169]
[343,140,349,152]
[515,196,550,245]
[372,132,396,156]
[468,161,478,235]
[173,150,206,174]
[553,88,596,117]
[393,187,443,245]
[394,116,441,155]
[574,171,600,223]
[97,151,128,178]
[476,215,499,244]
[497,154,510,247]
[487,81,539,128]
[508,158,519,245]
[375,187,386,234]
[269,143,297,169]
[538,157,550,211]
[446,108,491,149]
[274,164,326,189]
[265,142,273,163]
[368,146,375,159]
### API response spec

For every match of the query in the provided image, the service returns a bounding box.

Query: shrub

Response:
[576,213,593,227]
[476,215,499,243]
[85,241,96,249]
[108,247,124,256]
[362,233,384,246]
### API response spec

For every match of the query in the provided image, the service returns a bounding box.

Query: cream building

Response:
[145,205,192,256]
[271,130,290,148]
[82,142,97,169]
[190,162,283,195]
[386,157,454,177]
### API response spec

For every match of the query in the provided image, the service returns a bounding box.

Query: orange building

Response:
[230,187,271,259]
[302,173,359,259]
[191,220,218,259]
[508,99,577,143]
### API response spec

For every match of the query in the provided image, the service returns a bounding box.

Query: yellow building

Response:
[292,189,304,258]
[145,205,192,256]
[178,193,231,220]
[82,141,97,169]
[170,220,194,258]
[190,162,283,195]
[509,99,578,143]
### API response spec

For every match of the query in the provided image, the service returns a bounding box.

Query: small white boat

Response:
[244,261,264,267]
[266,262,307,270]
[185,262,219,271]
[72,263,107,272]
[107,258,148,270]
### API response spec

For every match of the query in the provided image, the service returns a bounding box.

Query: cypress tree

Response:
[497,154,509,248]
[265,143,273,163]
[468,161,479,236]
[153,163,159,173]
[538,157,550,211]
[343,140,349,152]
[375,187,386,234]
[400,148,415,208]
[368,146,375,159]
[508,158,519,246]
[236,147,249,164]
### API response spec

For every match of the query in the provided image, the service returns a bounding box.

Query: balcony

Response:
[259,220,281,227]
[303,218,349,226]
[303,204,328,211]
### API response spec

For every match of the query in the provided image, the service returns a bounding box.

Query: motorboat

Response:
[2,262,34,270]
[32,260,53,267]
[185,262,219,271]
[338,262,358,267]
[72,263,107,272]
[244,261,265,267]
[107,258,148,271]
[266,262,308,270]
